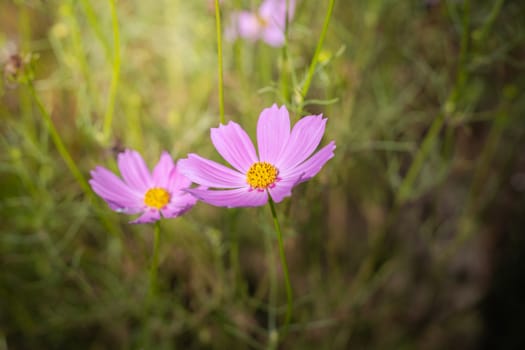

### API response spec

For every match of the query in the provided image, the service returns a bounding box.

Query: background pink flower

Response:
[89,150,197,224]
[226,0,296,47]
[178,104,335,208]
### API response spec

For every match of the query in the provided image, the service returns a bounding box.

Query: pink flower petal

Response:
[262,26,286,47]
[130,209,161,224]
[89,166,143,210]
[91,149,199,221]
[276,115,327,171]
[256,104,290,163]
[167,161,193,191]
[153,156,194,193]
[237,11,261,41]
[106,200,143,215]
[161,192,199,218]
[267,175,302,203]
[281,141,336,183]
[178,154,246,189]
[186,187,268,208]
[259,0,296,28]
[152,151,175,189]
[117,149,153,192]
[211,121,258,173]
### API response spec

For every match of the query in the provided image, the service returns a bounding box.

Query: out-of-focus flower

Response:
[89,150,197,224]
[1,41,31,88]
[226,0,296,47]
[178,104,335,208]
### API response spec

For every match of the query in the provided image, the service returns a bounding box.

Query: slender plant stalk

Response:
[473,0,504,44]
[265,218,278,350]
[279,0,292,104]
[280,44,291,104]
[28,82,91,196]
[214,0,225,124]
[66,0,97,127]
[267,198,293,337]
[27,80,121,238]
[103,0,121,139]
[396,0,470,204]
[300,0,335,100]
[148,221,162,299]
[80,0,112,60]
[395,113,446,204]
[141,221,161,347]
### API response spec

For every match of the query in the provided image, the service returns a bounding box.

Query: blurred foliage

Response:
[1,0,525,349]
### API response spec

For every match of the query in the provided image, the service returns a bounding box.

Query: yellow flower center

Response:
[144,188,171,209]
[246,162,278,190]
[256,14,269,28]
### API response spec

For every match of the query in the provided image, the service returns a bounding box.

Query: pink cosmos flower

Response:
[89,150,198,224]
[226,0,296,47]
[178,104,335,207]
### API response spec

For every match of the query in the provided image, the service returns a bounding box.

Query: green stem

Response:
[80,0,112,61]
[103,0,121,140]
[148,221,161,299]
[395,113,445,204]
[472,0,504,44]
[300,0,335,101]
[395,0,470,204]
[28,82,91,196]
[215,0,225,124]
[27,81,121,238]
[267,198,293,338]
[280,43,291,104]
[279,0,292,105]
[265,217,278,350]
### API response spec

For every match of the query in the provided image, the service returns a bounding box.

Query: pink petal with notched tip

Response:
[156,158,193,195]
[178,154,246,189]
[89,166,143,208]
[167,164,192,192]
[259,0,296,23]
[106,200,143,215]
[267,174,303,203]
[118,149,153,192]
[161,191,199,218]
[186,187,268,208]
[256,104,290,163]
[152,151,176,189]
[276,115,327,170]
[130,209,161,224]
[211,121,258,174]
[262,26,286,47]
[281,141,336,184]
[237,11,261,41]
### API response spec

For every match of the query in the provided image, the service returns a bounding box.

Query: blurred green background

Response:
[1,0,525,349]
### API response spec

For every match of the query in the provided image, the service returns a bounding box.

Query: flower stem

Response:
[28,83,90,196]
[396,0,470,204]
[300,0,335,101]
[265,216,278,349]
[27,80,121,239]
[148,221,161,299]
[267,198,293,337]
[103,0,121,140]
[279,0,292,104]
[214,0,225,124]
[80,0,112,61]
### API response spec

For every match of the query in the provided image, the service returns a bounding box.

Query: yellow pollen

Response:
[246,162,278,190]
[256,14,269,28]
[144,188,171,209]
